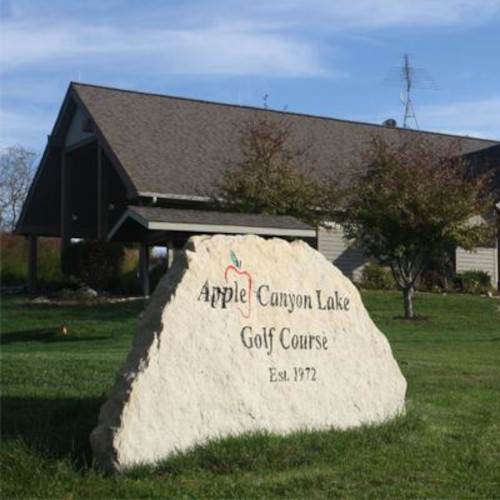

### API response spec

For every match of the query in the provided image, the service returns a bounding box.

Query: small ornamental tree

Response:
[213,117,337,226]
[342,135,492,319]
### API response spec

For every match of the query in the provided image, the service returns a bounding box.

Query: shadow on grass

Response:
[1,395,104,468]
[0,329,111,345]
[1,395,423,479]
[124,413,424,479]
[23,300,144,322]
[3,295,144,324]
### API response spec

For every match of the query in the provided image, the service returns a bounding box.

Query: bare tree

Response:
[0,145,37,233]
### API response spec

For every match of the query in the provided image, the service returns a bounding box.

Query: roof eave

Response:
[107,208,316,241]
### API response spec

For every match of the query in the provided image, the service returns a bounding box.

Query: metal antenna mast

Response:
[383,53,437,130]
[401,54,419,129]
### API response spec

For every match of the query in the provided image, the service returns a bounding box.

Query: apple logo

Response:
[224,250,253,319]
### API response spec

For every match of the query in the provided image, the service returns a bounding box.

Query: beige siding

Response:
[319,221,500,289]
[456,246,498,287]
[318,224,369,281]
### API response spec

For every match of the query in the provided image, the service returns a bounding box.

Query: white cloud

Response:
[2,0,499,148]
[1,19,328,78]
[4,0,498,80]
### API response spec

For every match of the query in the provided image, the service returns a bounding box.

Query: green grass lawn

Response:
[1,291,499,498]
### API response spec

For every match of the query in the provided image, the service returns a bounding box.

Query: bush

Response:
[0,234,60,287]
[453,270,493,294]
[359,263,395,290]
[110,247,141,296]
[61,240,124,291]
[419,269,447,292]
[418,251,457,293]
[38,239,61,285]
[0,234,27,285]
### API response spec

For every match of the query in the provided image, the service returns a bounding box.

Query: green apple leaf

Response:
[230,250,240,268]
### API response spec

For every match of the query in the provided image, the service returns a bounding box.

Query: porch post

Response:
[139,244,150,298]
[60,151,72,275]
[167,241,175,270]
[28,234,38,295]
[97,144,109,240]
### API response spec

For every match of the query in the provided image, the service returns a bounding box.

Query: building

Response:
[16,83,500,294]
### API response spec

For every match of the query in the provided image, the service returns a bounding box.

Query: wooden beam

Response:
[28,234,38,295]
[15,145,60,235]
[167,242,175,270]
[139,244,150,298]
[60,151,72,262]
[97,145,109,240]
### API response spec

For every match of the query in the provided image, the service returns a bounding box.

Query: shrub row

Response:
[359,263,395,290]
[1,235,143,295]
[453,270,494,294]
[358,262,493,294]
[3,234,493,296]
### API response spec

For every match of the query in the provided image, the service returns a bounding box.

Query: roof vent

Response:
[382,118,397,128]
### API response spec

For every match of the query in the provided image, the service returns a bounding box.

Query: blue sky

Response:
[1,0,500,153]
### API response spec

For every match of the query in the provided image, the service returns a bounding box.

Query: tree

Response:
[342,135,492,319]
[0,145,37,232]
[212,117,337,226]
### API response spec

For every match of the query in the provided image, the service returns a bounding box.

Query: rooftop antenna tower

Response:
[383,53,438,130]
[263,94,269,109]
[401,54,418,129]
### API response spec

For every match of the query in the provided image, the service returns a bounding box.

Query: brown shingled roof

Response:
[71,83,499,199]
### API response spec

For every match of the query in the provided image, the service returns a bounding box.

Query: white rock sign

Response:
[91,235,406,472]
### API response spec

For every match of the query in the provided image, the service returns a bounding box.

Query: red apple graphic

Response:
[224,251,252,319]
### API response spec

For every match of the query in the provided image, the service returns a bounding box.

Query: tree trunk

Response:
[402,285,414,319]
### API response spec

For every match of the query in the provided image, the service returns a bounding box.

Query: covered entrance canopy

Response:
[109,206,315,243]
[108,206,316,296]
